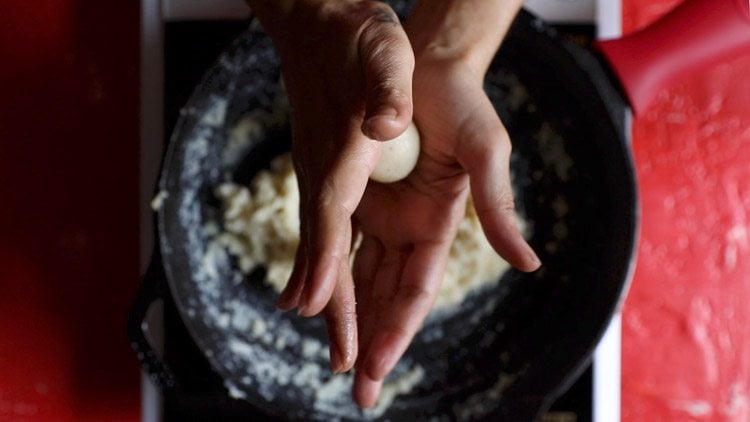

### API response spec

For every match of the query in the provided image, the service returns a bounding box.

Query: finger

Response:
[297,191,354,317]
[278,212,309,310]
[353,369,383,408]
[369,246,409,309]
[358,5,415,141]
[351,236,384,408]
[456,105,541,272]
[323,257,358,373]
[352,235,384,348]
[277,238,307,310]
[278,163,313,310]
[297,146,376,316]
[362,242,449,381]
[357,245,408,378]
[353,243,407,387]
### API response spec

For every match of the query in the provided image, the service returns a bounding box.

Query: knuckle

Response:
[314,179,356,216]
[360,3,400,28]
[383,324,411,344]
[496,128,512,156]
[471,121,510,149]
[361,34,402,73]
[457,120,513,175]
[325,307,357,324]
[358,13,412,76]
[497,193,517,214]
[399,284,433,309]
[369,81,408,109]
[477,191,516,217]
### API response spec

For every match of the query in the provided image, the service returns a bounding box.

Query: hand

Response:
[247,0,415,373]
[350,9,538,407]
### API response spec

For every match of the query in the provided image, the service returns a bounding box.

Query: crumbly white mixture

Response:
[218,299,424,418]
[214,153,525,311]
[150,189,169,211]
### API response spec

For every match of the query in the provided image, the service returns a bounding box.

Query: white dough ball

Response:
[370,122,420,183]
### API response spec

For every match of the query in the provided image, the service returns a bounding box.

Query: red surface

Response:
[0,1,141,421]
[622,0,750,420]
[598,0,750,115]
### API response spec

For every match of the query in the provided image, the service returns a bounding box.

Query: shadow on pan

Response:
[134,4,637,421]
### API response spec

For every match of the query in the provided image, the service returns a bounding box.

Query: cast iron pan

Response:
[129,1,749,420]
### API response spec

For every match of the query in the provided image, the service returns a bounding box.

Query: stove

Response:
[138,1,623,420]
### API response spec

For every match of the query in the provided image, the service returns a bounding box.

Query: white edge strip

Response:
[597,0,623,39]
[162,0,251,21]
[140,0,163,271]
[594,314,622,422]
[524,0,596,23]
[141,372,163,422]
[141,0,164,420]
[594,3,623,421]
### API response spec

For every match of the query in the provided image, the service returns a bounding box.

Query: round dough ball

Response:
[370,122,420,183]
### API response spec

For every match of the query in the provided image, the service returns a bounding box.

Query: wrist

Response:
[246,0,332,43]
[405,0,521,74]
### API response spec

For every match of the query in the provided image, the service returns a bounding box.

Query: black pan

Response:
[132,4,639,421]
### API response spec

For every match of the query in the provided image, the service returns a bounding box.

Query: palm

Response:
[354,62,489,261]
[352,171,469,341]
[350,60,528,405]
[350,173,468,406]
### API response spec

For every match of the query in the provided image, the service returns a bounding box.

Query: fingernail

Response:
[363,109,398,140]
[527,249,542,270]
[297,302,309,316]
[373,106,398,119]
[330,345,343,374]
[277,286,297,310]
[276,295,293,311]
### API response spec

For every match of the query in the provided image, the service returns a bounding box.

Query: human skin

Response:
[246,0,537,407]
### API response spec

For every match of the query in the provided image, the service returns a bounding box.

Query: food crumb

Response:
[150,190,169,211]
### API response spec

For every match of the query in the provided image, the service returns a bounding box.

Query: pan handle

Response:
[596,0,750,115]
[127,254,179,390]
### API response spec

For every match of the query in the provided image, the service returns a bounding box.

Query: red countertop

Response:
[0,1,748,421]
[622,2,750,420]
[0,2,141,421]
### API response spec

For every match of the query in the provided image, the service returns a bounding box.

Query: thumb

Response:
[357,7,414,141]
